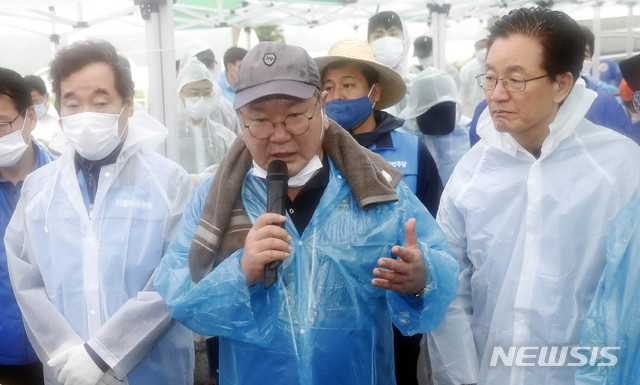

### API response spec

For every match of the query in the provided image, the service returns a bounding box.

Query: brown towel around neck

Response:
[188,120,403,283]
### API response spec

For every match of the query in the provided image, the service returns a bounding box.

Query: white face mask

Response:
[0,115,29,167]
[419,57,433,69]
[252,106,325,188]
[62,106,126,161]
[581,59,592,78]
[34,103,47,119]
[475,48,488,62]
[370,36,404,69]
[252,155,323,189]
[185,96,215,121]
[630,111,640,124]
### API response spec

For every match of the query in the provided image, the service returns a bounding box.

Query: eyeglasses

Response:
[241,96,321,140]
[0,112,23,135]
[633,91,640,113]
[476,74,548,93]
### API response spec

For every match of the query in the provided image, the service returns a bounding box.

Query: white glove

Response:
[48,344,104,385]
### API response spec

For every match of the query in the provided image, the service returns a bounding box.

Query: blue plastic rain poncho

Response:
[575,197,640,385]
[0,140,55,366]
[427,79,640,385]
[5,112,195,385]
[399,67,470,186]
[155,157,459,385]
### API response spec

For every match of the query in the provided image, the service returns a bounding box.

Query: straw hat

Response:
[315,39,406,110]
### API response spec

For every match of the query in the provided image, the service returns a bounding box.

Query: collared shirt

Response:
[74,142,123,207]
[286,156,329,235]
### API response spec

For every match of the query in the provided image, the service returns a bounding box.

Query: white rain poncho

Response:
[154,158,460,385]
[400,68,469,185]
[575,197,640,384]
[427,78,640,385]
[179,53,241,134]
[177,58,237,176]
[458,56,486,118]
[5,112,195,385]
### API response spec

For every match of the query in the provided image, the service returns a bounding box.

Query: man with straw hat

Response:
[315,38,441,217]
[315,38,443,385]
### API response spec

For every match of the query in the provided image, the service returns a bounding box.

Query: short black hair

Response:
[413,36,433,58]
[321,60,379,88]
[580,25,595,58]
[23,75,47,96]
[488,7,584,85]
[0,68,32,117]
[223,47,248,68]
[49,40,134,112]
[367,11,403,40]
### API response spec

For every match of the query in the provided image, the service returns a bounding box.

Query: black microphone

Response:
[264,160,288,289]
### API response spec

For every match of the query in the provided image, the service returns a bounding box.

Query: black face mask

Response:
[416,101,456,135]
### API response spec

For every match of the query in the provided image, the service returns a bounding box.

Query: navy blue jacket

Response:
[0,141,55,365]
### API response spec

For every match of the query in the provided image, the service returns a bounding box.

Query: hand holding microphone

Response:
[240,160,291,288]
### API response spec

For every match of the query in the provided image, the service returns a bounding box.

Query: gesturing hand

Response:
[241,213,292,287]
[372,218,429,295]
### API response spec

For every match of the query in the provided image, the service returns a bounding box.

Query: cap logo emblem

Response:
[263,53,276,66]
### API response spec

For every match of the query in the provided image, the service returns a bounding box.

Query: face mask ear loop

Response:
[367,85,377,111]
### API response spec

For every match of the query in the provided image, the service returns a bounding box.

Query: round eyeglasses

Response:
[476,74,548,93]
[0,112,24,135]
[241,96,321,140]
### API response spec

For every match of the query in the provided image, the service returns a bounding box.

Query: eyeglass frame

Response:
[0,111,25,135]
[239,94,322,140]
[475,73,549,93]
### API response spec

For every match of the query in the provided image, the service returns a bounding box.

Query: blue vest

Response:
[368,130,419,193]
[0,142,55,365]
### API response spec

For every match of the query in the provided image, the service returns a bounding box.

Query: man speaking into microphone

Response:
[155,41,458,385]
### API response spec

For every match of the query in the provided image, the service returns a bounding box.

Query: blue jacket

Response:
[0,141,55,365]
[218,70,235,104]
[155,157,459,385]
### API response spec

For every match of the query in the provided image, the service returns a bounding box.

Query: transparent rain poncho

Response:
[427,79,640,385]
[399,68,469,185]
[5,112,195,385]
[177,58,237,176]
[155,157,459,385]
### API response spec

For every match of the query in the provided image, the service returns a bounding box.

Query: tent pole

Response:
[592,2,602,81]
[143,0,179,161]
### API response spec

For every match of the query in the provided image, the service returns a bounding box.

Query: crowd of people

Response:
[1,5,640,385]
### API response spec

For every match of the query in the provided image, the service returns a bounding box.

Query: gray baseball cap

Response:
[234,41,321,109]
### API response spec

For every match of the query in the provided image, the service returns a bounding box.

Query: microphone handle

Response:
[264,178,287,289]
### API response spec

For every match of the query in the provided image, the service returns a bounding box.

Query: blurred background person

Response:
[368,10,412,116]
[177,57,236,184]
[458,32,489,118]
[218,47,247,105]
[23,74,66,155]
[400,67,470,186]
[181,46,242,134]
[411,36,460,89]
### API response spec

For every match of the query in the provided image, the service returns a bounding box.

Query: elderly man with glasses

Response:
[154,41,459,385]
[426,7,640,385]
